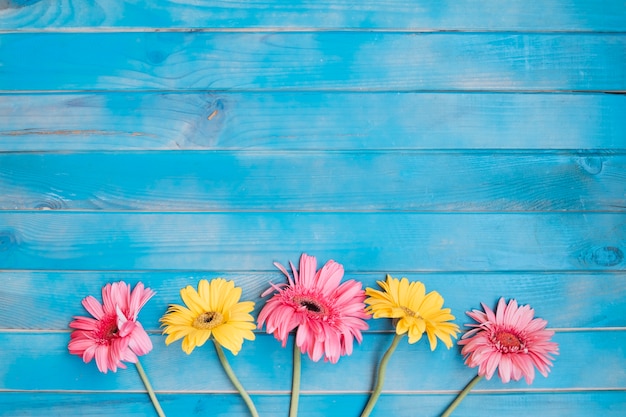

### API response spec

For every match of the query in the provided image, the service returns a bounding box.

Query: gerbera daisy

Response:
[360,275,459,417]
[258,253,369,417]
[458,297,559,384]
[160,278,256,355]
[68,281,155,374]
[161,278,259,417]
[365,275,459,349]
[441,298,559,417]
[257,253,370,363]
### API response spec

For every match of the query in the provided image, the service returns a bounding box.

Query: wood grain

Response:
[1,33,625,91]
[1,151,624,211]
[1,271,624,330]
[1,331,623,392]
[1,391,624,417]
[1,0,625,31]
[0,212,623,271]
[2,92,624,151]
[0,2,624,416]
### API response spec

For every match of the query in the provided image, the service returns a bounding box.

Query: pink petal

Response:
[495,298,508,324]
[498,354,512,383]
[81,296,104,319]
[129,282,155,320]
[128,323,153,356]
[69,316,99,330]
[315,260,344,295]
[288,261,299,283]
[298,253,318,288]
[94,345,110,373]
[100,283,115,315]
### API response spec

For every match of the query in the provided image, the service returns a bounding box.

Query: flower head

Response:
[458,297,559,384]
[68,281,155,373]
[160,278,256,355]
[365,275,459,349]
[257,253,370,363]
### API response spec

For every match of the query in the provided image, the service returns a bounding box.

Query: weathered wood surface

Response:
[2,33,625,92]
[1,392,625,417]
[1,0,625,31]
[1,271,624,330]
[0,1,624,416]
[0,212,624,271]
[2,93,625,151]
[2,331,625,391]
[1,152,624,211]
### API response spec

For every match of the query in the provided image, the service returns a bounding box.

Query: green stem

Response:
[290,339,301,417]
[360,333,404,417]
[213,339,259,417]
[440,374,483,417]
[135,359,166,417]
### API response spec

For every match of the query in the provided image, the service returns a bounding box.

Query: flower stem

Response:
[135,359,166,417]
[440,374,483,417]
[290,338,301,417]
[213,339,260,417]
[360,333,404,417]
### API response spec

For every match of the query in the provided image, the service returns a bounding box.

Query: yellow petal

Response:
[180,285,207,315]
[212,324,244,355]
[403,281,425,312]
[181,335,199,354]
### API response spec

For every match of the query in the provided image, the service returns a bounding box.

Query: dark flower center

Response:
[493,330,527,353]
[96,314,119,344]
[294,296,327,315]
[193,311,224,330]
[106,325,119,338]
[301,300,322,312]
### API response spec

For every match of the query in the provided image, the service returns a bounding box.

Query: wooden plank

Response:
[0,391,626,417]
[1,331,624,391]
[0,212,624,272]
[1,33,625,92]
[1,151,624,212]
[1,391,624,417]
[2,271,624,330]
[2,92,625,151]
[1,0,625,31]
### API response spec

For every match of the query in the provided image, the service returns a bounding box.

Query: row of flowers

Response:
[68,253,559,417]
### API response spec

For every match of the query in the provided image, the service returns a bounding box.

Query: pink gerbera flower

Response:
[257,253,370,363]
[68,281,155,373]
[458,297,559,384]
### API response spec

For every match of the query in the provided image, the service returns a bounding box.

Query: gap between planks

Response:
[2,89,625,95]
[1,328,625,334]
[0,387,624,395]
[2,28,626,34]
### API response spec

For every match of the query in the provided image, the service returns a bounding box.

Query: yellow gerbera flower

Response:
[365,275,459,350]
[160,278,256,355]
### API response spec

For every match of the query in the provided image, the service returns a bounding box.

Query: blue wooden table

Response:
[1,1,625,416]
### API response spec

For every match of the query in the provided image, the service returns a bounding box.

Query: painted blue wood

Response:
[2,271,624,330]
[0,1,624,416]
[0,212,623,271]
[1,331,624,391]
[2,92,625,151]
[1,33,625,91]
[1,0,625,31]
[1,152,624,211]
[1,92,624,151]
[1,391,625,417]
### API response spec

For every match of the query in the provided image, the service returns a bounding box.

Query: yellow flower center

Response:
[193,311,224,330]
